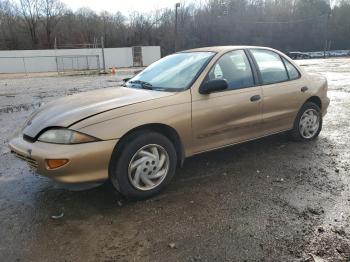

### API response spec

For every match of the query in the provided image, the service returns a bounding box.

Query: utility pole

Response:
[174,3,180,52]
[324,0,332,58]
[54,37,58,74]
[101,36,106,73]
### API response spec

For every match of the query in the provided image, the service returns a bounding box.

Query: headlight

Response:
[38,128,99,144]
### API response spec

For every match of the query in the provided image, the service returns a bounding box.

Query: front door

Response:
[191,50,264,153]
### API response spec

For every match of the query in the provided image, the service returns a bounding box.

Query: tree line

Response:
[0,0,350,55]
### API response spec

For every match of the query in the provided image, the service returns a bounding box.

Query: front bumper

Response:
[9,136,118,184]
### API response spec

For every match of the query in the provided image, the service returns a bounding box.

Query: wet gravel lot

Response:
[0,58,350,261]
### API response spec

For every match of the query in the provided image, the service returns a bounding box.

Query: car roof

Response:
[182,45,274,53]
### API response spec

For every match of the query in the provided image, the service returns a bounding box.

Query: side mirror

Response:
[123,77,131,82]
[199,79,228,94]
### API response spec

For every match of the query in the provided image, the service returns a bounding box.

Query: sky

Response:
[61,0,185,14]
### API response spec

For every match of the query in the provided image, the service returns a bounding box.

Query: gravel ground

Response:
[0,58,349,261]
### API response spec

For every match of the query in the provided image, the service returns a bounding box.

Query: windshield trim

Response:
[126,51,217,92]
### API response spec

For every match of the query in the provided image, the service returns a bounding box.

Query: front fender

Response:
[70,91,194,156]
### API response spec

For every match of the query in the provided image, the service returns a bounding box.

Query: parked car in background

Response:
[9,46,330,199]
[287,52,311,60]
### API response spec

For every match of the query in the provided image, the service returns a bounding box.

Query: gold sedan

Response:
[9,46,330,199]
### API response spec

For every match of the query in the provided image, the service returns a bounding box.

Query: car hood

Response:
[22,87,176,138]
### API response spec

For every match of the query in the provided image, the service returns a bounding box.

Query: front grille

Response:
[11,151,38,170]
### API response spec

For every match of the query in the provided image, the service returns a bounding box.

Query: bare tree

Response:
[40,0,66,48]
[18,0,41,48]
[74,7,101,44]
[0,0,23,49]
[100,11,126,47]
[0,0,8,48]
[1,0,350,53]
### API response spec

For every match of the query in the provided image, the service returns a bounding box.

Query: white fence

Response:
[0,46,161,74]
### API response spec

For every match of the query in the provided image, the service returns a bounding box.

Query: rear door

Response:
[248,49,309,134]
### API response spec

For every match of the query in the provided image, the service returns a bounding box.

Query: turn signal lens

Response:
[46,159,69,169]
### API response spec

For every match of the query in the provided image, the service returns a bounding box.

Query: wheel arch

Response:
[291,95,323,132]
[305,96,322,109]
[110,123,185,170]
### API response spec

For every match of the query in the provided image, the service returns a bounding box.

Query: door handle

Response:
[250,95,261,102]
[301,86,308,92]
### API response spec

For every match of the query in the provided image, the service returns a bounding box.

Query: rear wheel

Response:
[109,131,177,199]
[289,102,322,141]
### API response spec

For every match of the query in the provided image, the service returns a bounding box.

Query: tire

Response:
[289,102,322,142]
[109,131,177,199]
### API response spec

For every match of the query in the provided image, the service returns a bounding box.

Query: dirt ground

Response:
[0,58,349,262]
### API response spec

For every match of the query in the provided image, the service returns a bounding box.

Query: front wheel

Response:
[289,102,322,141]
[109,131,177,199]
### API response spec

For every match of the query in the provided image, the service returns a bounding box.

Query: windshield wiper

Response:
[128,80,153,90]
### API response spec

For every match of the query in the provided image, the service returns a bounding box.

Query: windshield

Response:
[125,52,215,91]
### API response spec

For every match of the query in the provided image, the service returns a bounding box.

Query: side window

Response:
[212,64,223,79]
[250,49,289,85]
[208,50,254,90]
[283,58,300,80]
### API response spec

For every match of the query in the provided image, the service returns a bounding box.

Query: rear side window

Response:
[250,49,289,85]
[283,58,301,80]
[208,50,255,90]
